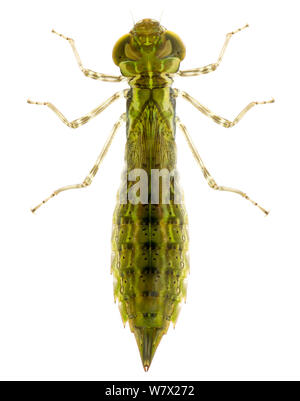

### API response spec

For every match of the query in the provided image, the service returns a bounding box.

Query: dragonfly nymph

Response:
[28,18,273,371]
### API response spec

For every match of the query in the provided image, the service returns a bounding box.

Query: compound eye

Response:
[112,34,131,65]
[164,30,186,60]
[156,39,172,59]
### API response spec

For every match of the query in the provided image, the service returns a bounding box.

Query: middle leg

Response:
[27,90,127,129]
[175,89,274,128]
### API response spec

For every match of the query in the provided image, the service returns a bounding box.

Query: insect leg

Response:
[27,90,127,129]
[175,89,274,128]
[176,117,269,215]
[52,30,126,82]
[31,113,126,213]
[177,24,249,77]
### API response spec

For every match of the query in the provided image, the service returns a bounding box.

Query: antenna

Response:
[129,10,136,25]
[159,9,164,24]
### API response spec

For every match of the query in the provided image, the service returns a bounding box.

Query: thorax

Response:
[125,86,177,171]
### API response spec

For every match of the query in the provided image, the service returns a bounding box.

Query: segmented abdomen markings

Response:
[111,201,189,330]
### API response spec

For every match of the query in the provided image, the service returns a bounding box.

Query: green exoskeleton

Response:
[28,19,274,371]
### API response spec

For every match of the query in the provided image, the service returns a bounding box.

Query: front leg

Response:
[177,24,249,77]
[52,29,126,82]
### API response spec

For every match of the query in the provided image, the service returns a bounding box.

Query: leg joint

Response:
[208,178,219,190]
[83,177,92,186]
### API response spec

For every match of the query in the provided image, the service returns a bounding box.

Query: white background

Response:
[0,0,299,381]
